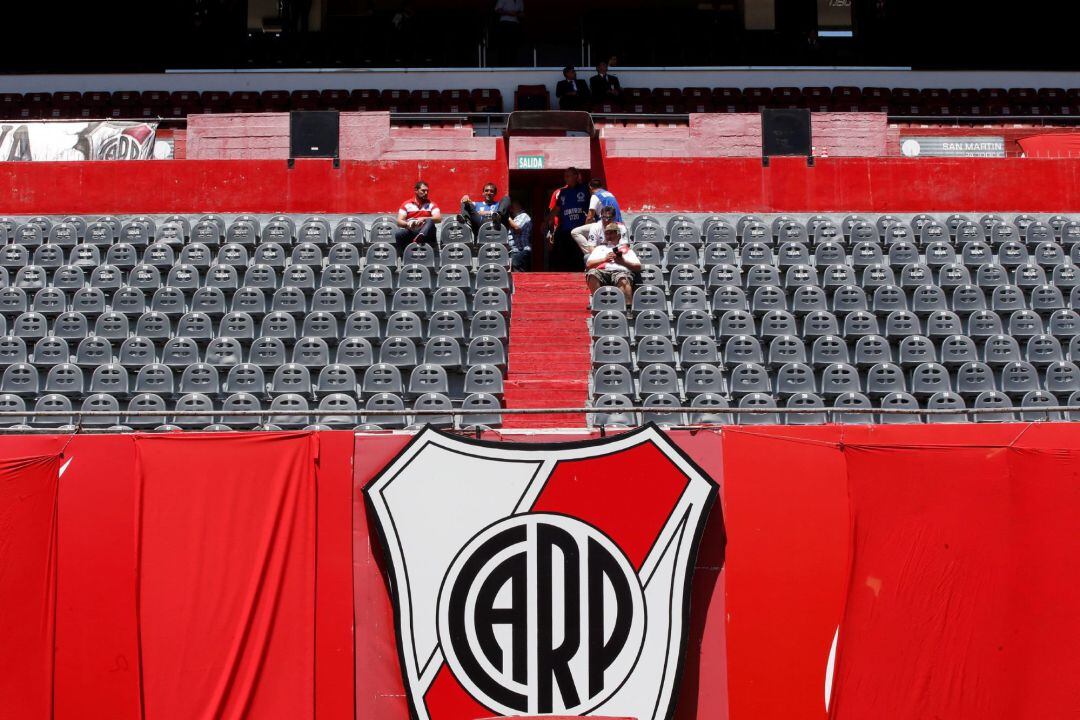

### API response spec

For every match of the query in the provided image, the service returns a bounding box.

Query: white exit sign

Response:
[517,155,545,169]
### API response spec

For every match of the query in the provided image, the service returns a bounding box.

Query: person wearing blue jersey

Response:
[458,182,511,234]
[586,178,622,223]
[546,167,590,270]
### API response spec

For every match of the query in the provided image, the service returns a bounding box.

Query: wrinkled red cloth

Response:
[0,454,61,720]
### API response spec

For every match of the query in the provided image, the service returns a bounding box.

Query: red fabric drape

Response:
[1018,133,1080,158]
[830,442,1080,719]
[0,454,61,720]
[135,432,318,720]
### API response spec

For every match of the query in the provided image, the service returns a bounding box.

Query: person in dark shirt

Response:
[546,167,590,270]
[589,60,621,100]
[555,66,591,110]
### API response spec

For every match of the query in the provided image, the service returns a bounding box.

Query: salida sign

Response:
[366,426,719,720]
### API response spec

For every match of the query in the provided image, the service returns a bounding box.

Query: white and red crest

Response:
[365,425,719,720]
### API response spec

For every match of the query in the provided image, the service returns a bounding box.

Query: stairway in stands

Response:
[503,273,591,428]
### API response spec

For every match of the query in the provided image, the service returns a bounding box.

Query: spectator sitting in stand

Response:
[571,204,628,256]
[506,198,532,272]
[585,223,640,305]
[586,178,623,223]
[589,60,621,101]
[395,180,442,254]
[458,182,511,234]
[555,66,591,110]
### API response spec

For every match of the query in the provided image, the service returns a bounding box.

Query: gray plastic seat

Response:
[590,393,636,428]
[89,363,130,396]
[631,313,669,346]
[464,364,503,397]
[972,391,1015,422]
[833,391,875,424]
[1,362,39,397]
[736,393,779,425]
[408,395,455,427]
[982,334,1022,367]
[767,335,807,368]
[74,335,113,367]
[1026,334,1064,367]
[925,391,967,423]
[638,363,680,397]
[423,336,464,369]
[467,336,506,369]
[687,393,731,424]
[460,393,502,429]
[821,362,861,397]
[269,363,312,396]
[712,285,748,313]
[268,393,311,428]
[32,394,73,428]
[728,362,771,397]
[431,287,469,314]
[249,337,287,368]
[135,364,175,397]
[643,393,684,426]
[1045,361,1080,396]
[879,391,922,424]
[591,286,626,312]
[30,337,69,367]
[44,363,84,396]
[635,335,676,368]
[1020,390,1061,421]
[785,393,826,425]
[1000,361,1040,398]
[80,393,121,427]
[314,393,359,427]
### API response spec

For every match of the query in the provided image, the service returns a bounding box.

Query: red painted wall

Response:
[0,152,508,215]
[601,113,887,158]
[188,112,498,162]
[5,148,1080,215]
[601,152,1080,212]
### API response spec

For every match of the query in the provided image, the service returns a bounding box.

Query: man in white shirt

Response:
[570,204,627,256]
[585,223,640,305]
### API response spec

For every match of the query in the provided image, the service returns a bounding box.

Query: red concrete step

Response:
[504,272,591,429]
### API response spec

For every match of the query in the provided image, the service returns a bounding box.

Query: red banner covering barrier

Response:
[135,433,318,720]
[830,440,1080,719]
[3,425,1080,720]
[0,432,355,720]
[0,453,61,720]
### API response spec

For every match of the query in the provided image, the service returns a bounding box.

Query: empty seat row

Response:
[1,216,510,249]
[592,331,1080,368]
[0,360,504,400]
[0,285,510,318]
[590,389,1075,427]
[628,213,1078,244]
[0,262,512,295]
[0,89,503,120]
[635,241,1079,271]
[1,310,506,347]
[595,359,1080,398]
[0,240,514,272]
[0,391,504,430]
[0,333,506,369]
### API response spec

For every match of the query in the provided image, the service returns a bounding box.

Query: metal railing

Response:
[0,404,1072,434]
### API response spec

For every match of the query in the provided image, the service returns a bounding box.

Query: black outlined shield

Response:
[365,425,719,720]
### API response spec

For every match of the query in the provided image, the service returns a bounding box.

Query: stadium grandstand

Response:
[3,3,1080,720]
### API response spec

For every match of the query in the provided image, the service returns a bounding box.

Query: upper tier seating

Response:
[589,212,1080,426]
[3,86,1078,119]
[0,89,504,119]
[0,214,512,431]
